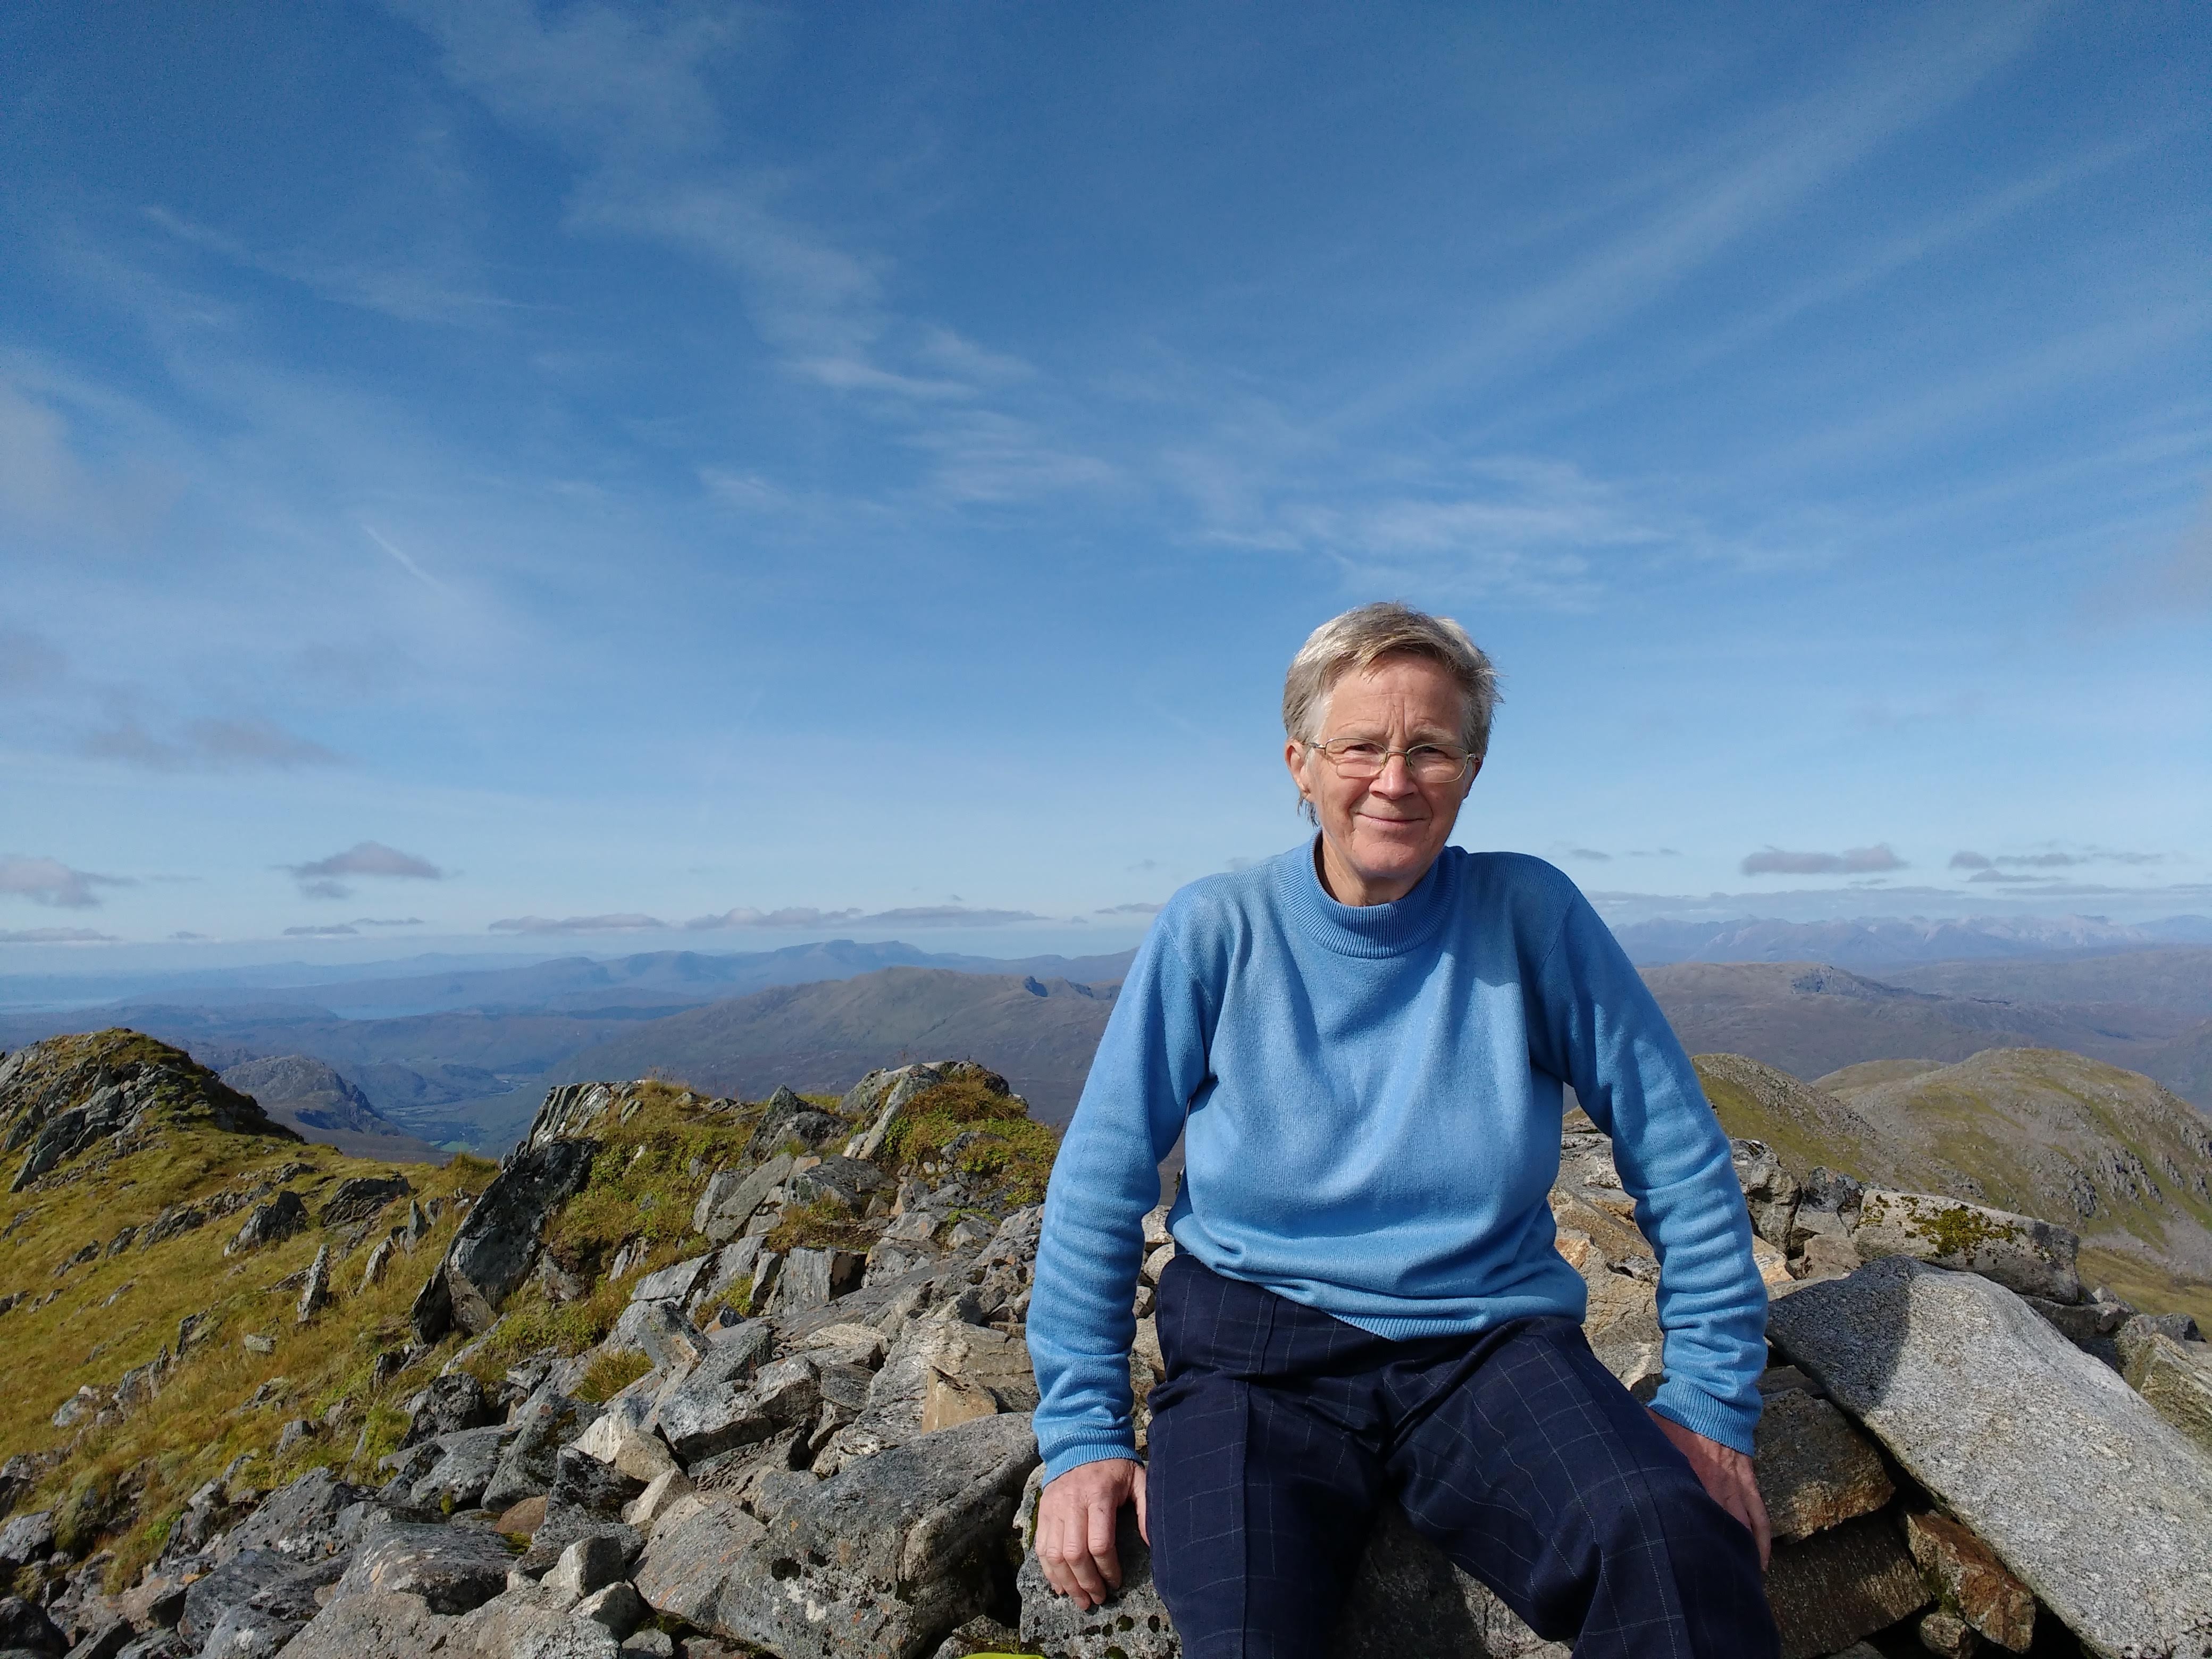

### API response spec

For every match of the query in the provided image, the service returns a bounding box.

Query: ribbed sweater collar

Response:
[1273,836,1454,958]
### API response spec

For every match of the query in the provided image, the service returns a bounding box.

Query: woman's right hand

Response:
[1036,1457,1149,1609]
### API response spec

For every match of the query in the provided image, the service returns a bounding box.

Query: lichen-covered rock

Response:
[658,1355,820,1465]
[484,1390,598,1513]
[696,1155,794,1246]
[714,1412,1039,1659]
[270,1587,455,1659]
[634,1493,766,1630]
[1849,1190,2081,1303]
[2120,1330,2212,1456]
[398,1372,496,1449]
[1770,1257,2212,1657]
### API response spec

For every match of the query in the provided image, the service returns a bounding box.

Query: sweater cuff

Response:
[1041,1442,1144,1484]
[1647,1378,1760,1456]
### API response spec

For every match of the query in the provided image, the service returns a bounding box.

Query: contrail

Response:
[362,524,449,593]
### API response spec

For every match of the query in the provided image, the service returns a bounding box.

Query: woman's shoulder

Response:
[1444,849,1598,935]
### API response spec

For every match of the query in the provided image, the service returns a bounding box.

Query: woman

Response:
[1027,601,1775,1658]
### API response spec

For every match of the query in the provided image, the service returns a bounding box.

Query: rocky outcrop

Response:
[437,1138,597,1334]
[15,1051,2212,1659]
[2,1032,299,1194]
[1769,1256,2212,1656]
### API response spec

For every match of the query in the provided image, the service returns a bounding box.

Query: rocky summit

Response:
[2,1032,2211,1658]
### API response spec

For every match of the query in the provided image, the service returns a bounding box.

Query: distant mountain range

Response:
[1640,957,2212,1104]
[1612,913,2212,968]
[550,966,1120,1122]
[215,1054,445,1163]
[5,926,2209,1155]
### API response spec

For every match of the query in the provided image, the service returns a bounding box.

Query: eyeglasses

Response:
[1304,737,1475,784]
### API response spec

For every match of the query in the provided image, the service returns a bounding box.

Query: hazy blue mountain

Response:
[550,966,1121,1126]
[217,1054,446,1162]
[1611,915,2212,969]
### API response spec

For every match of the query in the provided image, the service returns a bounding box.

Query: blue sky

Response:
[3,2,2208,967]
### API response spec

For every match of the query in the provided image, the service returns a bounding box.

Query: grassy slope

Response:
[1694,1048,2212,1321]
[2,1039,1064,1590]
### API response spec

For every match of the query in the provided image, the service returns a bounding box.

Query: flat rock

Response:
[0,1596,62,1655]
[484,1391,597,1513]
[714,1412,1040,1659]
[227,1191,308,1255]
[409,1425,517,1510]
[772,1246,862,1314]
[318,1176,411,1229]
[1763,1514,1930,1659]
[1769,1257,2212,1657]
[333,1521,517,1614]
[1849,1189,2081,1303]
[658,1354,818,1465]
[399,1372,495,1449]
[273,1588,455,1659]
[1752,1389,1893,1542]
[697,1156,793,1246]
[631,1251,718,1306]
[445,1582,623,1657]
[633,1494,766,1631]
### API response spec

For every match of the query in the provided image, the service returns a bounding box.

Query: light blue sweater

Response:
[1028,842,1768,1481]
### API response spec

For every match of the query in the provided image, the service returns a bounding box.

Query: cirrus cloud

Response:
[490,912,668,934]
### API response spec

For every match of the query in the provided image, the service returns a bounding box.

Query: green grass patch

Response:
[575,1349,653,1404]
[884,1076,1059,1204]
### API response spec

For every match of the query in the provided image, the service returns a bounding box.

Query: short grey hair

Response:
[1283,601,1501,758]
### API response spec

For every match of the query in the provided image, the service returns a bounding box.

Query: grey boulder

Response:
[317,1175,411,1229]
[444,1137,598,1333]
[714,1412,1040,1659]
[331,1521,517,1614]
[225,1191,308,1255]
[658,1353,817,1465]
[1769,1257,2212,1657]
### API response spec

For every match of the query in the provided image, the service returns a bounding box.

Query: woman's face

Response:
[1284,655,1480,906]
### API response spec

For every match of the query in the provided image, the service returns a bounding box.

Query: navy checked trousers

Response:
[1146,1254,1778,1659]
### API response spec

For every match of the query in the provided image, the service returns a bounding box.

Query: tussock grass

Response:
[885,1076,1059,1205]
[0,1120,482,1590]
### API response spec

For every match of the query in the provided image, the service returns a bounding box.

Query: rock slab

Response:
[1769,1257,2212,1658]
[1752,1388,1893,1543]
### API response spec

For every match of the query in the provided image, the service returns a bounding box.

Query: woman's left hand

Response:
[1648,1410,1771,1570]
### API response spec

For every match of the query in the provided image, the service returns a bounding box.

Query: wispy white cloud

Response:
[488,912,668,934]
[1340,7,2053,430]
[0,927,120,945]
[684,903,1048,930]
[1741,844,1906,876]
[83,715,343,773]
